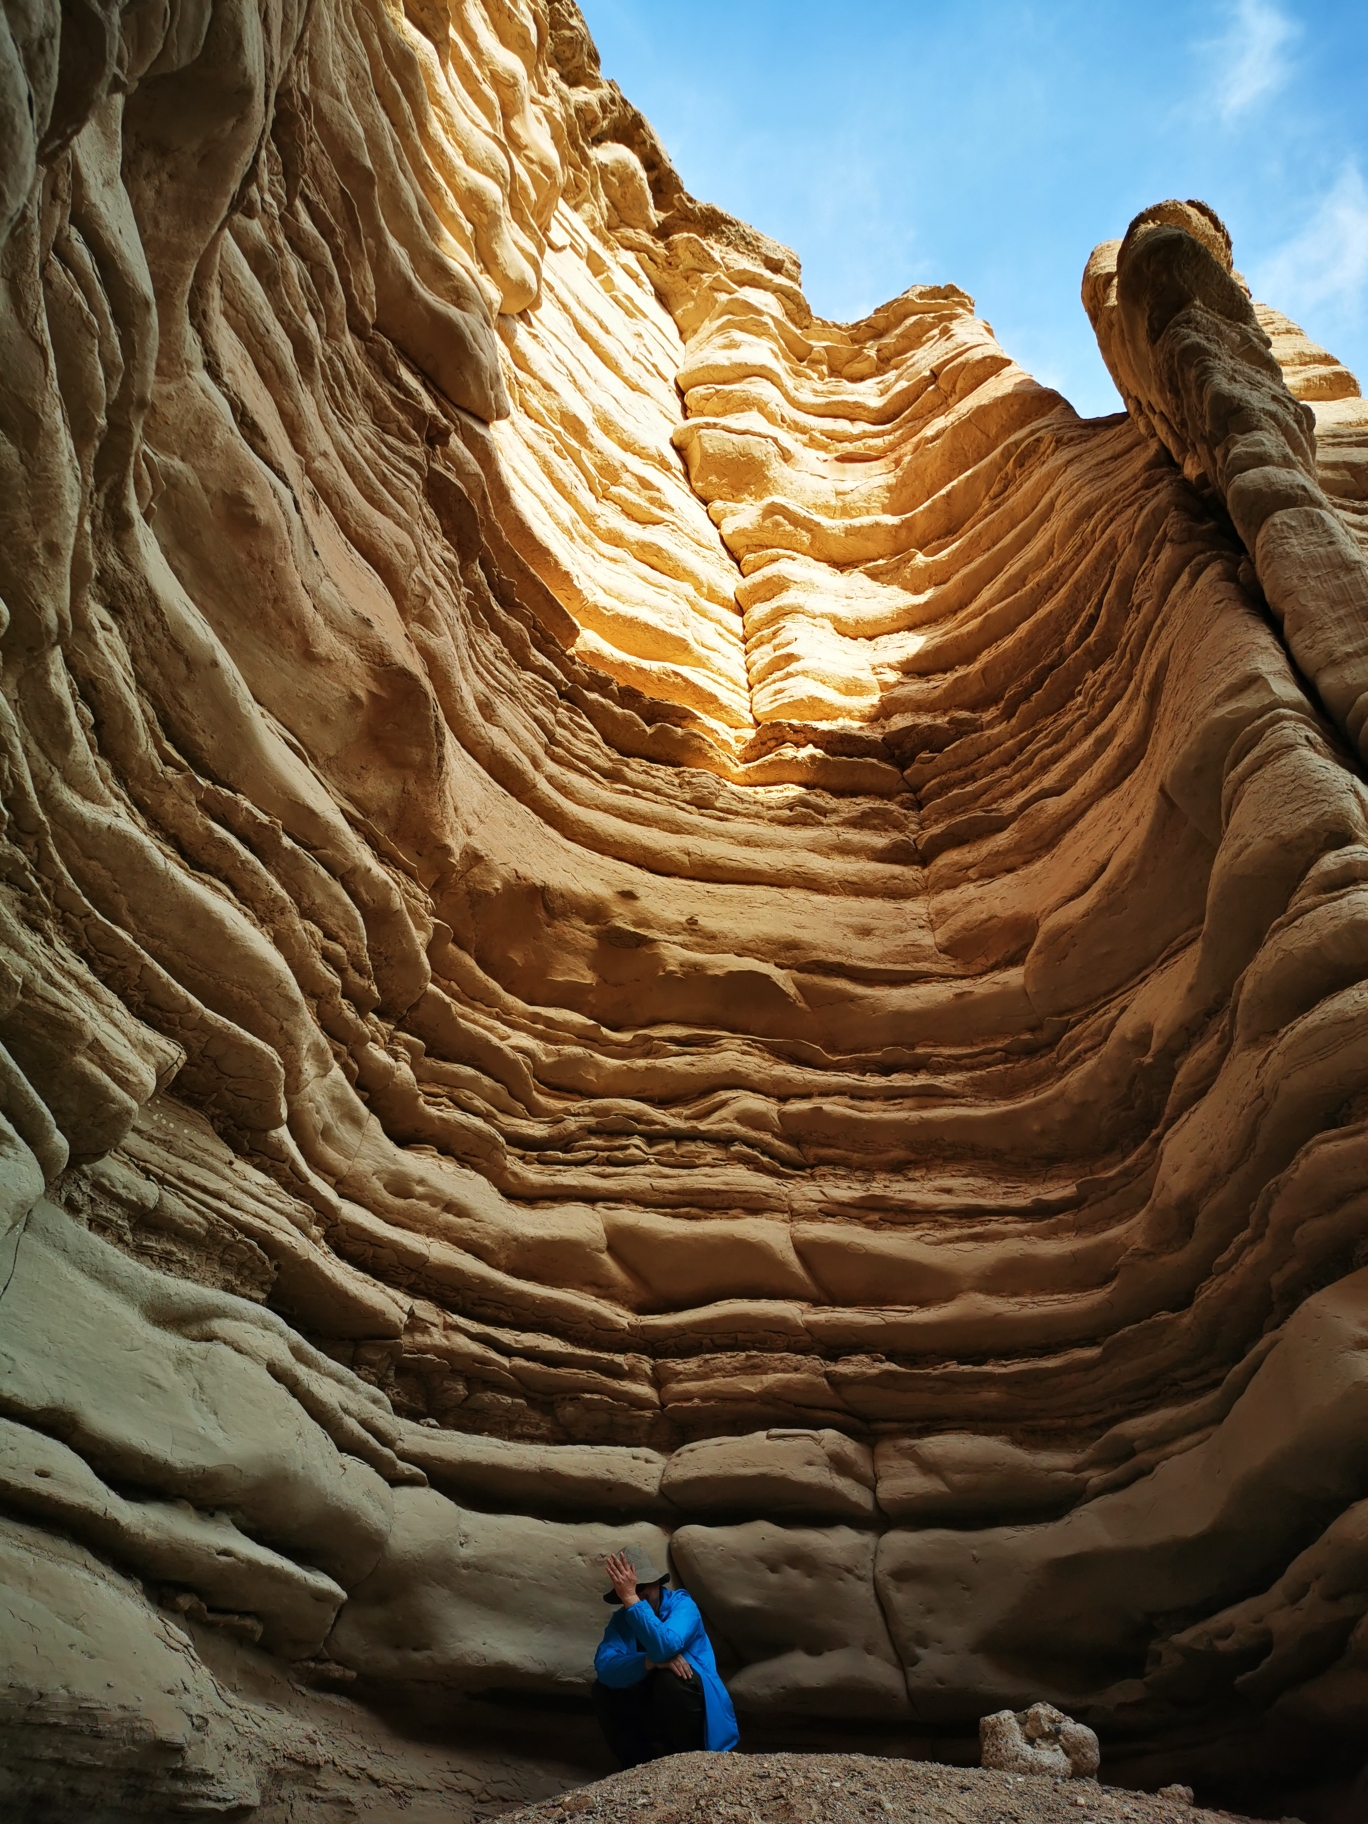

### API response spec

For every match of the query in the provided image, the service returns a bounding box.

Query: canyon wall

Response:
[3,0,1368,1815]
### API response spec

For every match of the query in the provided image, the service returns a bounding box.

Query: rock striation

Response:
[1,0,1368,1813]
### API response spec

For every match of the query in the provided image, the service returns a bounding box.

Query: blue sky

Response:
[576,0,1368,417]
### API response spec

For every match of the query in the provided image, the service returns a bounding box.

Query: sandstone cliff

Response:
[2,1,1367,1816]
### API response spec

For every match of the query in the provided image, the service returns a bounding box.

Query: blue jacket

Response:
[593,1586,738,1752]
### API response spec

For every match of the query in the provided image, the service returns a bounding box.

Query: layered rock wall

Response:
[3,1,1368,1813]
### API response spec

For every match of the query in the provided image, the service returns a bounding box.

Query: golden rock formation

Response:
[2,0,1368,1813]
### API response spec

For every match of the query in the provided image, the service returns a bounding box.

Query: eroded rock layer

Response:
[2,1,1368,1812]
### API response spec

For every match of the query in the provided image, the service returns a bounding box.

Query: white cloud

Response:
[1211,0,1298,121]
[1255,164,1368,322]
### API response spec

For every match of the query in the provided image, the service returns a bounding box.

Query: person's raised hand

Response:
[664,1654,693,1680]
[605,1550,639,1605]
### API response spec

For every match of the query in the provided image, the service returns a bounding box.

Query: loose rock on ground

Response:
[495,1753,1263,1824]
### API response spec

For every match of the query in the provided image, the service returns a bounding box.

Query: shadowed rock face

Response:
[2,0,1368,1809]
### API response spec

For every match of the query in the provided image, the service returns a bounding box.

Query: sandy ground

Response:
[494,1752,1272,1824]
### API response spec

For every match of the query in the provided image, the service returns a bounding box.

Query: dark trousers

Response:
[591,1669,706,1768]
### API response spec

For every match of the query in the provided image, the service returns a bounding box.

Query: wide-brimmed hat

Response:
[602,1547,670,1604]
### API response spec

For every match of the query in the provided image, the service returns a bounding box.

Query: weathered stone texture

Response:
[1,0,1368,1811]
[980,1703,1100,1779]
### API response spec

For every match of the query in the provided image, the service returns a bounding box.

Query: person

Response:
[591,1547,738,1767]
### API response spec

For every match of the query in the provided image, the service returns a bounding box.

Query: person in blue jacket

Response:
[592,1547,738,1766]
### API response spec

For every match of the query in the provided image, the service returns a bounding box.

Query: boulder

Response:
[980,1702,1100,1778]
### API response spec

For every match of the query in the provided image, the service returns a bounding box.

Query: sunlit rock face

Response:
[2,0,1368,1811]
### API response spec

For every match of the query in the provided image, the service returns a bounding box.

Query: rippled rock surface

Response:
[2,1,1368,1814]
